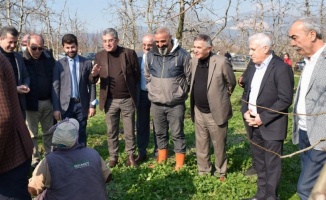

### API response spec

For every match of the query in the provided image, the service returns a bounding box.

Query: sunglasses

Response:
[30,46,43,51]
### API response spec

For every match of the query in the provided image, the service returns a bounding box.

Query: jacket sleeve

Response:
[144,53,151,83]
[87,60,96,109]
[184,53,192,87]
[223,58,236,94]
[131,50,140,84]
[52,61,61,112]
[21,61,30,87]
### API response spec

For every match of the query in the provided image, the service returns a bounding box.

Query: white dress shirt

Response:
[248,54,273,114]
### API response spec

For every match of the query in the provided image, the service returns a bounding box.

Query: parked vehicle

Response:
[295,61,305,72]
[231,55,250,72]
[83,52,96,61]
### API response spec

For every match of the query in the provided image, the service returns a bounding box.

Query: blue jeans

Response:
[151,102,186,153]
[62,101,87,146]
[136,90,157,156]
[297,129,326,200]
[0,159,31,200]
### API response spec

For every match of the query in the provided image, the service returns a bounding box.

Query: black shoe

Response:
[109,159,118,168]
[245,165,257,176]
[126,155,138,167]
[135,154,147,164]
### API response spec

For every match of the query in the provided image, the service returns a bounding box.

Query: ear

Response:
[309,30,317,41]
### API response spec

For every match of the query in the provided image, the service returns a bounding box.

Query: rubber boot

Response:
[174,153,185,171]
[157,149,168,163]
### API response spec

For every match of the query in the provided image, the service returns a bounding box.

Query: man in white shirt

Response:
[289,18,326,200]
[241,33,294,200]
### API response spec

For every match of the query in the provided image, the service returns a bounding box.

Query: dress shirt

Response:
[140,54,147,91]
[297,44,326,131]
[68,55,80,98]
[248,54,273,114]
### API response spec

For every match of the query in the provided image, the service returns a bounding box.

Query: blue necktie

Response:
[71,59,78,98]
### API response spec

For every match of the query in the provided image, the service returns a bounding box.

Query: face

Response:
[63,43,78,58]
[249,41,269,65]
[28,36,44,59]
[288,21,315,57]
[193,40,211,60]
[0,33,18,53]
[102,34,119,52]
[283,54,289,59]
[155,32,172,55]
[142,36,153,54]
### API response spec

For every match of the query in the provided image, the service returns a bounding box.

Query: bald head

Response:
[142,33,154,54]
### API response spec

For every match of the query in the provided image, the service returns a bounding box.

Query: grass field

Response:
[36,72,300,199]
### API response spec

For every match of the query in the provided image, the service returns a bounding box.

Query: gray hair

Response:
[194,34,212,48]
[154,27,171,36]
[293,18,322,39]
[248,33,272,50]
[102,28,118,39]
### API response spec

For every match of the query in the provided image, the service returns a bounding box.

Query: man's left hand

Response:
[89,108,96,117]
[249,112,263,127]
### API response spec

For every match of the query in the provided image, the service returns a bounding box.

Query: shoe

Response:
[109,160,118,168]
[126,155,138,167]
[157,149,168,163]
[219,176,226,182]
[242,198,258,200]
[174,153,185,171]
[135,154,147,164]
[245,165,257,176]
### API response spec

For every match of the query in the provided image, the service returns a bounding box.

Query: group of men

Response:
[0,16,325,200]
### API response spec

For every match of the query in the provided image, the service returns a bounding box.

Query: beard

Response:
[158,47,168,56]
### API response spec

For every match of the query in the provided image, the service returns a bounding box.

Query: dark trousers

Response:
[0,159,31,200]
[62,101,87,146]
[297,129,326,200]
[151,102,186,153]
[251,128,283,200]
[136,90,157,156]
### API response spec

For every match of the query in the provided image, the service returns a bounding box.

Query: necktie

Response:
[71,59,78,98]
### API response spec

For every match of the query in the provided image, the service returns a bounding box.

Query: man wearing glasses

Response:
[23,34,56,169]
[90,28,140,168]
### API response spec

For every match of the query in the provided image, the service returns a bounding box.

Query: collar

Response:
[255,54,273,69]
[304,44,326,63]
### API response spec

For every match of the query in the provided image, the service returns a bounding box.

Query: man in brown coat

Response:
[0,52,34,199]
[90,28,140,168]
[189,34,236,180]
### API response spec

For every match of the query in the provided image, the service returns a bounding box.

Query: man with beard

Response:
[53,34,96,147]
[90,28,140,168]
[144,27,191,171]
[23,34,56,169]
[0,26,30,119]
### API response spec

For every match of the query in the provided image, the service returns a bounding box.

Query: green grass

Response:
[39,72,301,199]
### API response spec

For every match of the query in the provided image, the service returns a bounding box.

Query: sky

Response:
[49,0,113,32]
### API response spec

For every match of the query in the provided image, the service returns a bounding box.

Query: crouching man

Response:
[28,118,112,200]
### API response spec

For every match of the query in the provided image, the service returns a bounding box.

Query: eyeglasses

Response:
[30,46,43,51]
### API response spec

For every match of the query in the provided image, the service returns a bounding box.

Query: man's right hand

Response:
[91,64,101,77]
[53,111,61,121]
[17,85,30,94]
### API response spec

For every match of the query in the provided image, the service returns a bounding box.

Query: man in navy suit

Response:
[52,34,96,146]
[241,33,294,200]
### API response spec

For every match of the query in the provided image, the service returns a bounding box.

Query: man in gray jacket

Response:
[145,27,191,170]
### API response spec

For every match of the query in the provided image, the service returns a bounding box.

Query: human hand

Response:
[17,85,30,94]
[88,108,96,118]
[249,112,263,127]
[91,64,101,77]
[53,111,61,121]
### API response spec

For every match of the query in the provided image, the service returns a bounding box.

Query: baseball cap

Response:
[52,118,79,148]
